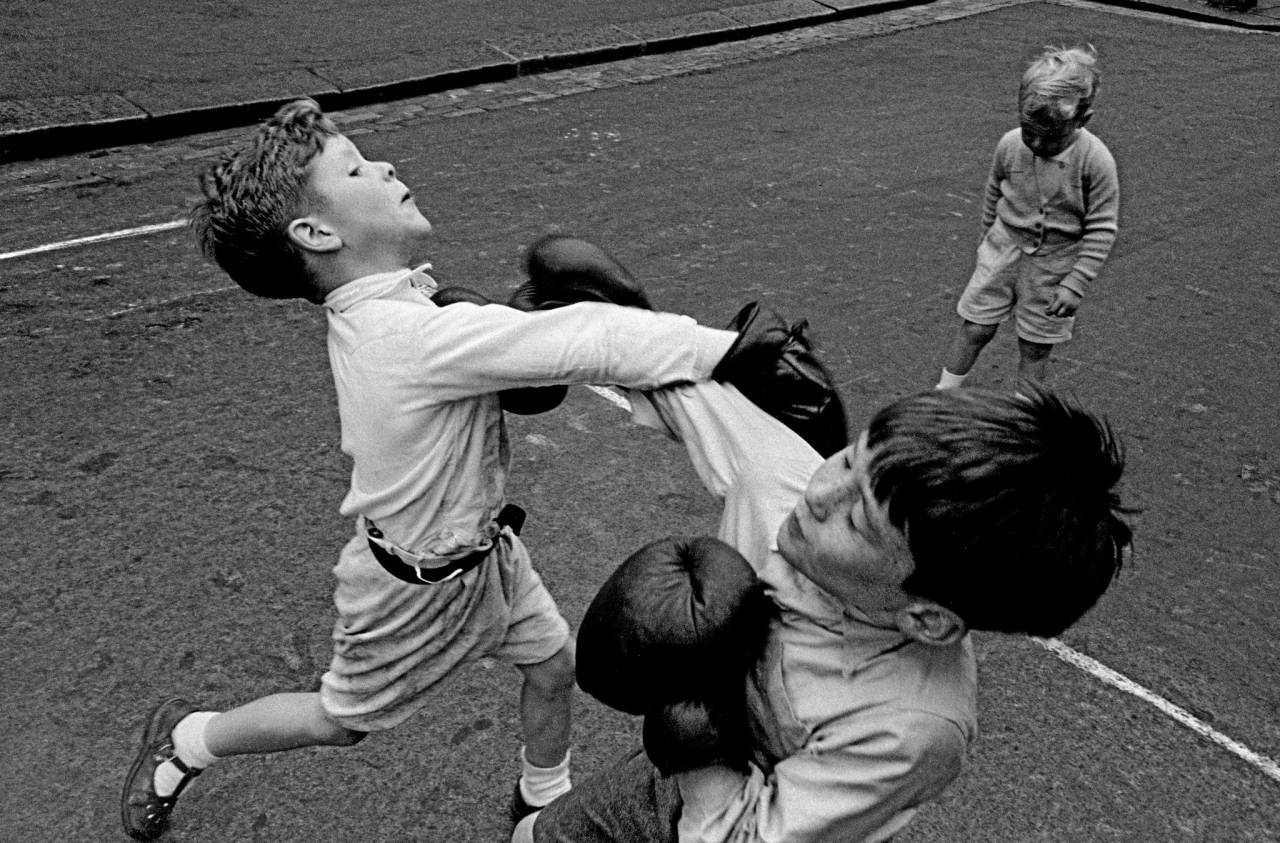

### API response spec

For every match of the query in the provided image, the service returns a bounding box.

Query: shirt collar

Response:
[324,262,437,313]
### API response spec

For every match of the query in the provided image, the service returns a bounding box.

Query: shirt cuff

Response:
[694,327,738,380]
[1059,274,1089,297]
[676,764,750,831]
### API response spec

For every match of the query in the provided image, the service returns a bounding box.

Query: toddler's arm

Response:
[979,142,1007,234]
[1059,143,1120,297]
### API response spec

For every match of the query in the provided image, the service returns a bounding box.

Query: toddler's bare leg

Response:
[944,319,998,376]
[1016,338,1053,388]
[517,642,576,767]
[204,692,365,757]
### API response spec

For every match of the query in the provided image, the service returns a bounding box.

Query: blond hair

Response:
[1019,45,1100,127]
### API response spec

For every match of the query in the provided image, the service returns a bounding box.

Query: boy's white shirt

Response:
[322,265,734,557]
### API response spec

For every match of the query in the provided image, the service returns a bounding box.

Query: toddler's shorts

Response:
[957,220,1079,344]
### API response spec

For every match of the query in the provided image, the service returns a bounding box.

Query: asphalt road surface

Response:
[1,1,1278,841]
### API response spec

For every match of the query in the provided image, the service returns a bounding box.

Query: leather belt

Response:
[366,504,526,585]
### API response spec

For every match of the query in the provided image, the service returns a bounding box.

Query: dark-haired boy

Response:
[120,98,738,841]
[519,384,1132,842]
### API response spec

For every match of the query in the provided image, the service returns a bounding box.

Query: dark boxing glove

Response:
[431,285,568,415]
[508,234,654,312]
[712,302,849,457]
[642,695,757,776]
[577,536,771,775]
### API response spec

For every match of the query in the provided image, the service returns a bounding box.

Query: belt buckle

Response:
[413,562,463,585]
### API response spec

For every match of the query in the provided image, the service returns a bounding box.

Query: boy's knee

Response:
[1018,338,1053,361]
[312,704,368,746]
[317,720,367,747]
[961,320,998,343]
[333,727,368,746]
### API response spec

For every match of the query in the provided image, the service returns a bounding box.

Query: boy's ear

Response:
[896,601,966,647]
[287,216,342,254]
[1075,106,1094,128]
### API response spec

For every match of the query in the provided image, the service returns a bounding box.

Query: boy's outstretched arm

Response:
[629,381,821,503]
[510,236,848,455]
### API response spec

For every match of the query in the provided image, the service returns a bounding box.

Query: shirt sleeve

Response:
[1060,139,1120,297]
[398,301,735,401]
[980,136,1010,232]
[676,711,968,843]
[629,381,822,500]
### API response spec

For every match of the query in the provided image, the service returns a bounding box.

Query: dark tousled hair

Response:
[190,98,338,300]
[867,386,1132,637]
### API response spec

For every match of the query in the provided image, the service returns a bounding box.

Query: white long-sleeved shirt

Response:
[981,127,1119,296]
[631,384,978,843]
[323,265,734,557]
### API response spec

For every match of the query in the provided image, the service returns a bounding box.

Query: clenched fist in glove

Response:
[430,285,568,415]
[712,302,849,457]
[577,536,772,776]
[509,234,654,312]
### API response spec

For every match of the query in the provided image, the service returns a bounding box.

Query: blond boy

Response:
[938,45,1119,390]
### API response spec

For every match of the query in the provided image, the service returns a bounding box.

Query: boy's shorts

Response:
[956,220,1079,344]
[531,748,680,842]
[319,528,570,732]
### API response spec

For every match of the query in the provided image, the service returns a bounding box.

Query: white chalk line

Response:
[1032,637,1280,784]
[0,219,187,262]
[584,384,631,411]
[0,219,243,320]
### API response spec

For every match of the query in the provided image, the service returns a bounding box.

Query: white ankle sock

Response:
[936,368,968,389]
[153,711,220,797]
[518,746,571,808]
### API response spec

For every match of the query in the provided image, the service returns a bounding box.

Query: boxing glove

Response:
[577,536,770,774]
[508,234,654,312]
[643,695,755,776]
[431,285,568,415]
[712,302,849,457]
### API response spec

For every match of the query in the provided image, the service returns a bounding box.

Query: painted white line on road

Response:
[585,384,631,411]
[103,285,238,319]
[1034,636,1280,785]
[0,219,187,262]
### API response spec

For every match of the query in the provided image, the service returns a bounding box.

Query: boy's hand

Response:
[511,234,653,311]
[1046,286,1082,317]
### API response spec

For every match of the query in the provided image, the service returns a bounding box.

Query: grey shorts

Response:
[319,529,570,731]
[533,748,681,843]
[957,221,1079,344]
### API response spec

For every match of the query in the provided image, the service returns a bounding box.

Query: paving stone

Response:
[0,93,145,134]
[125,69,339,117]
[486,24,644,66]
[615,10,746,45]
[819,0,916,11]
[310,42,512,91]
[719,0,837,26]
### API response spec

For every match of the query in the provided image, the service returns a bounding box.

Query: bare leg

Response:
[1016,338,1054,390]
[944,319,999,377]
[203,692,364,757]
[518,641,576,767]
